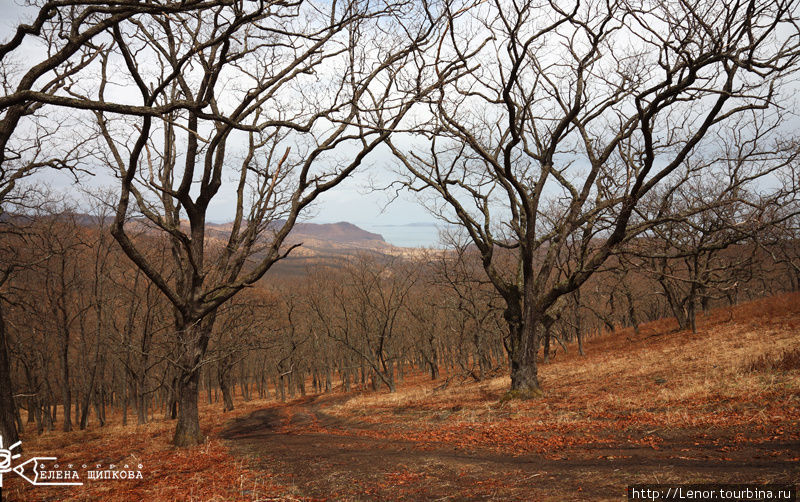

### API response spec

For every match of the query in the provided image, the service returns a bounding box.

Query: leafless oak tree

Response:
[0,0,271,455]
[78,0,446,444]
[389,0,800,394]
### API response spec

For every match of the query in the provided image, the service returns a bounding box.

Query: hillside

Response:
[6,293,798,501]
[205,220,386,247]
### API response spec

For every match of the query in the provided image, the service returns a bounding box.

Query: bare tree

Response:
[79,0,444,444]
[389,0,800,394]
[0,0,267,455]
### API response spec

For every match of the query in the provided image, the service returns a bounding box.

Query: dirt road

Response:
[222,395,799,501]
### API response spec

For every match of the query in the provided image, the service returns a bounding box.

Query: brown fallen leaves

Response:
[3,400,287,501]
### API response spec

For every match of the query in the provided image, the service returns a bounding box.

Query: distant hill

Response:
[203,219,393,259]
[278,221,384,243]
[206,220,422,278]
[205,220,384,244]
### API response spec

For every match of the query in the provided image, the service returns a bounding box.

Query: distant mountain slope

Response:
[289,221,384,243]
[207,220,414,277]
[206,220,384,244]
[204,220,391,259]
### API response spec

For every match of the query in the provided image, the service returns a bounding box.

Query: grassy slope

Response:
[4,292,799,501]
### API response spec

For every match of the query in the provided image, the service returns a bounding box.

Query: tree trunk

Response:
[0,303,20,447]
[342,368,351,392]
[218,365,234,412]
[41,398,52,433]
[32,398,42,433]
[240,364,251,402]
[429,360,439,380]
[93,388,106,427]
[173,369,202,446]
[122,377,128,426]
[660,279,690,330]
[169,376,178,420]
[687,300,697,334]
[277,374,286,402]
[134,375,147,425]
[542,325,551,364]
[79,348,100,430]
[623,286,640,335]
[428,339,439,380]
[27,398,35,423]
[508,320,541,394]
[60,330,72,432]
[297,368,306,396]
[206,369,213,404]
[172,321,212,446]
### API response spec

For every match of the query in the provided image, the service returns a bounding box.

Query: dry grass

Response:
[745,347,800,373]
[3,398,289,501]
[327,292,800,455]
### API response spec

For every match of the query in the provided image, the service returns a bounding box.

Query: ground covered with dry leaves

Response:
[5,293,799,501]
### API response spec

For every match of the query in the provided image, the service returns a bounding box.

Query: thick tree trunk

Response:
[173,368,202,446]
[297,368,306,396]
[172,321,212,446]
[93,388,106,427]
[508,321,541,394]
[31,398,42,433]
[428,340,440,380]
[41,399,52,433]
[278,374,286,402]
[342,368,351,392]
[0,303,20,447]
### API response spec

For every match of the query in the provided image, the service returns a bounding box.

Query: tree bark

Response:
[508,321,541,394]
[173,369,202,446]
[0,303,20,447]
[172,321,212,446]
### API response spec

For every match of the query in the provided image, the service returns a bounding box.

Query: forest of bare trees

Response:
[1,0,799,451]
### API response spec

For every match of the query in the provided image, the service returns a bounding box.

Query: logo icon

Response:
[0,434,22,487]
[0,435,83,487]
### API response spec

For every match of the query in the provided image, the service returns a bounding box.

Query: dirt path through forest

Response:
[221,395,799,501]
